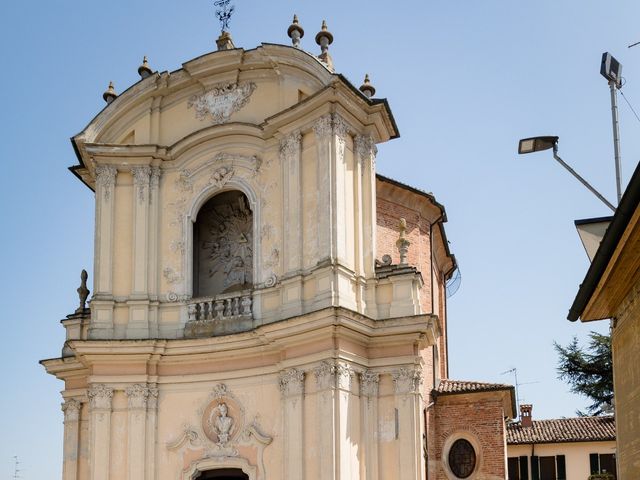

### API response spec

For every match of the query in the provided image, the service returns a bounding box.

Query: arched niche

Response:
[195,469,249,480]
[193,190,254,298]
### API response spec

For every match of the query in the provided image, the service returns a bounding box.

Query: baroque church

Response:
[42,13,516,480]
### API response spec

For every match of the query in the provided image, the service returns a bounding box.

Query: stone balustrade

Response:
[186,290,253,322]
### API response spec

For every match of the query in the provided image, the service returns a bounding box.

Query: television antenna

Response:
[12,456,21,479]
[501,368,540,417]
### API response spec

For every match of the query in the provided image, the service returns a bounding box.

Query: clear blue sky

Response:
[1,1,639,477]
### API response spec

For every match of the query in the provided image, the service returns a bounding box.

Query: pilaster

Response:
[279,368,305,479]
[314,361,337,480]
[88,384,114,480]
[62,398,82,480]
[126,384,150,480]
[129,166,152,337]
[145,387,159,480]
[91,165,117,338]
[392,367,425,480]
[360,370,380,480]
[147,168,161,337]
[313,115,335,265]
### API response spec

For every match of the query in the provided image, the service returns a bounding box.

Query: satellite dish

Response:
[446,268,461,298]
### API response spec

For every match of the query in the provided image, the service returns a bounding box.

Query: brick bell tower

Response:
[42,13,514,480]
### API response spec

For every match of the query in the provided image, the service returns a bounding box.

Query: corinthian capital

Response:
[125,384,151,410]
[88,384,114,410]
[62,398,82,421]
[392,367,423,395]
[313,114,333,139]
[132,166,151,203]
[95,165,118,201]
[360,370,380,398]
[279,131,302,159]
[279,368,305,397]
[355,134,378,164]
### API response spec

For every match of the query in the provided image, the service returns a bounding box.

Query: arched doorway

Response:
[196,468,249,480]
[193,190,253,298]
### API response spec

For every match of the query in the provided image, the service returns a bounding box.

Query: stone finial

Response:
[359,74,376,98]
[75,269,90,313]
[138,56,153,79]
[102,81,117,104]
[216,31,236,50]
[396,218,410,265]
[287,14,304,47]
[315,20,334,69]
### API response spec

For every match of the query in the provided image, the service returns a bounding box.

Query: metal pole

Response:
[553,145,616,212]
[609,80,623,203]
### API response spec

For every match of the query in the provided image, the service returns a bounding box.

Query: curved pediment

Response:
[71,43,397,189]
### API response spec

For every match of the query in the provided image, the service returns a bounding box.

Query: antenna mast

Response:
[12,455,21,479]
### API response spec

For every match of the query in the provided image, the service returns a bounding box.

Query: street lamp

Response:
[517,136,616,212]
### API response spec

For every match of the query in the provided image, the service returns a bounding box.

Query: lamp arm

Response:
[552,148,616,212]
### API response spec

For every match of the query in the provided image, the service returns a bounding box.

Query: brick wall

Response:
[376,195,434,315]
[430,392,508,480]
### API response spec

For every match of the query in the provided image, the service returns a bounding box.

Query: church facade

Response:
[42,20,514,480]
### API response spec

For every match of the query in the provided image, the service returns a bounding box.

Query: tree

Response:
[554,331,613,416]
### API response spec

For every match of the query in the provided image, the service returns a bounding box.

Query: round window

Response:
[448,438,476,478]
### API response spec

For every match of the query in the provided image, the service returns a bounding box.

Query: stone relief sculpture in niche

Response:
[194,190,253,297]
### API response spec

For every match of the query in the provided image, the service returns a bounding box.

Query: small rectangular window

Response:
[539,456,556,480]
[508,457,520,480]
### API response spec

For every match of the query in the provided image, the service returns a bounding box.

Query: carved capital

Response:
[62,398,82,421]
[88,384,114,410]
[125,384,151,410]
[314,361,336,390]
[392,367,423,395]
[279,131,302,159]
[95,165,117,201]
[313,114,333,139]
[332,114,350,139]
[279,368,305,397]
[148,387,159,409]
[360,370,380,397]
[355,134,378,166]
[336,363,355,391]
[150,166,162,187]
[132,166,151,203]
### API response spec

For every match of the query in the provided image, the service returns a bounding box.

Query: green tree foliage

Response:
[554,331,613,416]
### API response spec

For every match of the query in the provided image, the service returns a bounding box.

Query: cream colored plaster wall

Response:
[508,441,616,479]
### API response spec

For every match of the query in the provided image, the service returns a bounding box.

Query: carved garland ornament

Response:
[188,82,257,125]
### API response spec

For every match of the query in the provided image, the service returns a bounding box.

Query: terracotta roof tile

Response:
[507,416,616,444]
[434,379,514,395]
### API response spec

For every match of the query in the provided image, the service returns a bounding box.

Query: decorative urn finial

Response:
[138,56,152,79]
[359,74,376,98]
[102,81,117,104]
[75,269,90,313]
[315,20,334,69]
[396,218,411,265]
[287,14,304,47]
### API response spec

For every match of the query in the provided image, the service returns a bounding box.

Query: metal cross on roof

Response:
[214,0,235,32]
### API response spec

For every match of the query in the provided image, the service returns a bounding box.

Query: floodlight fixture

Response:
[600,52,622,86]
[517,136,616,212]
[518,136,559,155]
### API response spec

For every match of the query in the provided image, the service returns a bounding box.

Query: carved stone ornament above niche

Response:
[188,82,257,125]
